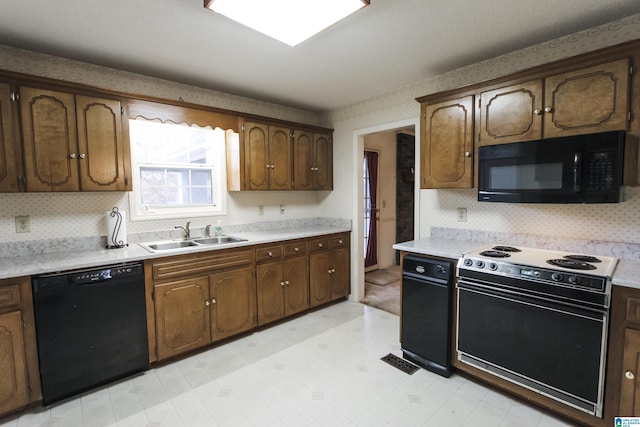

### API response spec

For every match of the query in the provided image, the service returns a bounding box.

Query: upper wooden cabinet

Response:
[479,59,631,146]
[0,82,23,192]
[293,130,333,190]
[244,121,292,191]
[420,95,474,189]
[19,86,130,192]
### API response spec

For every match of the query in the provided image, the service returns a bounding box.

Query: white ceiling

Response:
[1,1,640,112]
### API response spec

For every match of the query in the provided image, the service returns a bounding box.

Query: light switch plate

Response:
[15,215,31,233]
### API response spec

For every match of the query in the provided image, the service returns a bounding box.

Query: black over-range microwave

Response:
[478,130,627,204]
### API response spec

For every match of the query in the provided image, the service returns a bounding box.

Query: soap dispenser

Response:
[214,220,224,236]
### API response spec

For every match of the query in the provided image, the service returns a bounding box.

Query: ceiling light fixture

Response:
[204,0,370,47]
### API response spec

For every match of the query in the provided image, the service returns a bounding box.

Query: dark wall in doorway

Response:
[396,133,415,263]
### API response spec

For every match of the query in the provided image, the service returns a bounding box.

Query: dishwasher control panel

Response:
[402,255,452,281]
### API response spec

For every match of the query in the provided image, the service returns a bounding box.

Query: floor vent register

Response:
[380,353,420,375]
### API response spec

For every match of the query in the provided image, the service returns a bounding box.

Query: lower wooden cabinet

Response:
[0,277,40,417]
[147,233,350,362]
[620,327,640,415]
[210,267,256,341]
[256,240,309,325]
[309,234,350,307]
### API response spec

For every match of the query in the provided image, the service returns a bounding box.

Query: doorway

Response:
[361,128,415,315]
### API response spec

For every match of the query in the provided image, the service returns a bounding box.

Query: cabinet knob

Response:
[69,153,77,159]
[533,109,542,115]
[294,247,299,252]
[626,370,635,380]
[280,281,285,287]
[318,243,323,248]
[10,91,19,102]
[79,153,86,159]
[285,280,289,285]
[205,300,210,306]
[338,240,343,244]
[544,106,553,113]
[464,152,471,157]
[332,268,336,273]
[211,298,216,304]
[328,269,332,274]
[268,251,273,257]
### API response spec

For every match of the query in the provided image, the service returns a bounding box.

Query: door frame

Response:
[351,118,420,303]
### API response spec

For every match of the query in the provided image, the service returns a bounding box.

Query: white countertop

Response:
[0,226,351,279]
[394,238,640,290]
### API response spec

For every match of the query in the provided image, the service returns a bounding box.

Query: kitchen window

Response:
[128,118,234,220]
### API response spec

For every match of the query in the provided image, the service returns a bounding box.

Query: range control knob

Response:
[551,272,563,282]
[568,275,581,285]
[475,260,485,269]
[435,265,446,274]
[489,263,498,271]
[464,259,473,267]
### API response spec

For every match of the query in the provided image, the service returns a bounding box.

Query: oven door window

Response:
[457,285,606,406]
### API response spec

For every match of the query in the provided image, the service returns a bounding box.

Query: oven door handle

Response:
[457,279,606,320]
[574,153,582,192]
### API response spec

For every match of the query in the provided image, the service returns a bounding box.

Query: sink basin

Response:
[146,241,199,251]
[194,236,247,245]
[140,235,247,252]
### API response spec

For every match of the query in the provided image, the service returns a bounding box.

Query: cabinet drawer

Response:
[256,245,282,263]
[309,237,329,252]
[329,234,348,249]
[151,248,254,281]
[0,284,20,310]
[284,240,307,257]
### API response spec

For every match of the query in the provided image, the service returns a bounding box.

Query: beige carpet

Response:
[363,265,400,316]
[365,265,401,286]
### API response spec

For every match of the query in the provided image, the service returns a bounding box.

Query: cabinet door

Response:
[154,277,211,360]
[293,129,314,190]
[314,133,333,190]
[0,310,29,414]
[244,121,270,190]
[76,95,127,191]
[309,252,331,307]
[256,262,285,325]
[330,247,350,301]
[0,82,23,192]
[479,81,543,145]
[283,256,309,316]
[20,87,79,191]
[544,59,630,138]
[620,328,640,415]
[210,267,256,342]
[269,125,292,190]
[421,96,473,189]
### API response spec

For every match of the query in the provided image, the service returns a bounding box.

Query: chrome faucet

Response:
[204,224,211,237]
[175,221,191,239]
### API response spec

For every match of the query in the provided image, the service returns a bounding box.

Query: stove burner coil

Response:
[546,259,597,270]
[479,250,511,258]
[492,246,522,253]
[564,254,601,263]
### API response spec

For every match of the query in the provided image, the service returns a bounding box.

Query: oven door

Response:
[456,280,608,416]
[477,138,583,203]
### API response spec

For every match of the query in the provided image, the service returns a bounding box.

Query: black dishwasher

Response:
[32,262,149,405]
[401,255,454,377]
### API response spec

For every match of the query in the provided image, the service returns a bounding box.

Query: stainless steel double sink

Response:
[139,236,247,253]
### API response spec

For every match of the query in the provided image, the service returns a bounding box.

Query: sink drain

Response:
[380,353,420,375]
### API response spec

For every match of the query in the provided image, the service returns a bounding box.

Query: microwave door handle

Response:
[573,153,581,192]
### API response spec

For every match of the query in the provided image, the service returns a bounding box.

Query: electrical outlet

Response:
[280,204,285,215]
[15,215,31,233]
[258,205,264,215]
[457,207,467,222]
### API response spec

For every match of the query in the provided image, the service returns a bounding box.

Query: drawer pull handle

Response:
[318,243,323,248]
[626,370,635,380]
[294,247,299,252]
[268,251,273,257]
